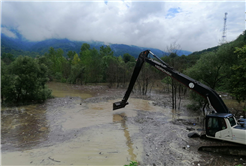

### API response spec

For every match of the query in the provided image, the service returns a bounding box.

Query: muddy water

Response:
[3,83,243,166]
[46,82,93,98]
[1,86,167,166]
[1,104,49,152]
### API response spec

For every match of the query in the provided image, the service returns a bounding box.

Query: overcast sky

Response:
[1,0,245,52]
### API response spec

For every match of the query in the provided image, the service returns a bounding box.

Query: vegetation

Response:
[227,45,246,111]
[185,31,246,111]
[1,30,246,111]
[124,161,138,166]
[1,56,52,105]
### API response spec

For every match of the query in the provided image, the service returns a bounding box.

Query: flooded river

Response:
[1,82,246,166]
[1,83,159,165]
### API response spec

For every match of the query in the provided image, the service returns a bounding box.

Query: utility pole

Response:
[221,12,228,44]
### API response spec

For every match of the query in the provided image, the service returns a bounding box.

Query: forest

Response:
[1,30,246,111]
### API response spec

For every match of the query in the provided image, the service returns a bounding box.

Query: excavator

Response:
[113,50,246,154]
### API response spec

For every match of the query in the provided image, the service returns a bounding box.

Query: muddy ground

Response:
[1,83,246,166]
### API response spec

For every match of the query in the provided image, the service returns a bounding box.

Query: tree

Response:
[103,55,118,87]
[1,56,51,104]
[163,42,184,110]
[36,55,53,80]
[99,45,114,57]
[123,53,135,63]
[228,45,246,105]
[1,60,16,103]
[45,47,67,81]
[80,43,90,58]
[67,51,76,60]
[67,64,85,84]
[71,53,80,65]
[1,53,15,65]
[136,63,157,95]
[186,52,224,89]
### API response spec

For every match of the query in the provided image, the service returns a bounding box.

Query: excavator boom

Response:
[113,50,230,114]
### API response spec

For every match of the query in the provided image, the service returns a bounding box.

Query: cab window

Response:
[228,117,236,127]
[207,117,227,137]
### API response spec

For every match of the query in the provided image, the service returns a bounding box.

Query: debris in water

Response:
[107,151,118,153]
[48,157,60,162]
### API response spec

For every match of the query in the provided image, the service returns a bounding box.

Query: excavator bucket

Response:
[113,101,128,110]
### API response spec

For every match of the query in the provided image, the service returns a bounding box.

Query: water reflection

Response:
[1,105,49,151]
[113,113,137,161]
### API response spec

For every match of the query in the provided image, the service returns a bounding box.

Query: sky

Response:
[1,0,245,52]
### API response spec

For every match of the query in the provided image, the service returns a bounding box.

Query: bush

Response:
[1,56,52,105]
[124,161,138,166]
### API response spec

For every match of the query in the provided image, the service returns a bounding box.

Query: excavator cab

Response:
[205,113,232,137]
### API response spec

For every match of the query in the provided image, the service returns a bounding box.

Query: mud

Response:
[1,83,246,166]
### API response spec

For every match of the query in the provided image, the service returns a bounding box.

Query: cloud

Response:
[1,27,17,38]
[1,1,245,52]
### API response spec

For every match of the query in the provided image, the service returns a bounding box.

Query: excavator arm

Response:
[113,50,229,114]
[113,50,149,110]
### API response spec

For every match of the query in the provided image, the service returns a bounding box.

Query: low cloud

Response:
[2,27,17,38]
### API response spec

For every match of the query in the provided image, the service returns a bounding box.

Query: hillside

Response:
[1,33,192,58]
[188,31,246,57]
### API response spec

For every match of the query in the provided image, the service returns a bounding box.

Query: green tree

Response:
[186,52,223,89]
[67,64,85,84]
[99,45,114,57]
[1,56,51,104]
[46,47,67,81]
[67,51,76,60]
[228,45,246,104]
[123,53,135,63]
[80,43,90,58]
[102,55,118,87]
[71,53,80,65]
[1,53,15,65]
[79,46,103,83]
[37,55,53,80]
[1,60,16,103]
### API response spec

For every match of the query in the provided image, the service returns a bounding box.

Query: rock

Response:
[188,132,200,138]
[186,127,195,131]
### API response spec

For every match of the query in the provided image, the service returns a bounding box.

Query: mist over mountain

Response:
[1,32,192,58]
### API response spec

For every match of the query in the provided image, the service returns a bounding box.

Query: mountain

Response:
[1,33,192,58]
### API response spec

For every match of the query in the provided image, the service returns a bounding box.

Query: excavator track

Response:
[198,136,246,156]
[198,145,246,156]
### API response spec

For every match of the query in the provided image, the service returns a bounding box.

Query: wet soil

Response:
[1,83,246,166]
